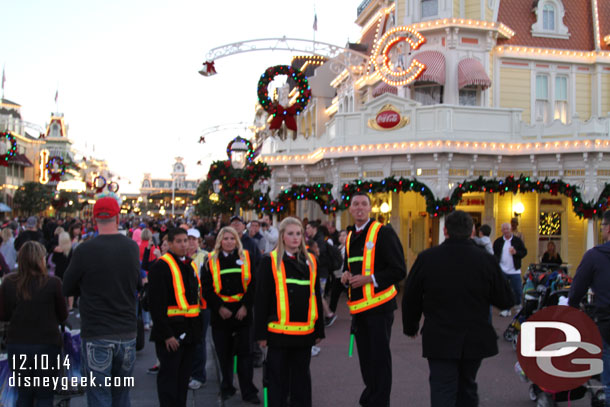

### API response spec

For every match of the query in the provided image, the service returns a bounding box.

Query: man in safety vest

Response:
[341,192,406,407]
[148,228,206,407]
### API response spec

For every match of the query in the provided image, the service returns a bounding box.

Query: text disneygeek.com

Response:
[9,372,135,390]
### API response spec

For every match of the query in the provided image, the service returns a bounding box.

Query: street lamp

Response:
[213,179,221,194]
[259,179,269,195]
[228,137,249,170]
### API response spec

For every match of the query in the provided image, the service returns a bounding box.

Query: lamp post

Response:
[171,176,176,218]
[227,136,250,215]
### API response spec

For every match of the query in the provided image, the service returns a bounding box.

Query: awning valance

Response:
[372,82,397,98]
[458,58,491,89]
[411,50,446,85]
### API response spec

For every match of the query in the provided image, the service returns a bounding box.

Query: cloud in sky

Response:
[1,0,362,192]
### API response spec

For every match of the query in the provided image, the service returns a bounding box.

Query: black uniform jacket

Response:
[402,238,515,359]
[202,249,255,329]
[345,219,407,315]
[148,251,203,345]
[255,252,325,348]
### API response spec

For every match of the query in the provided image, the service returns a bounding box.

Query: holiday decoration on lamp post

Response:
[257,65,311,131]
[0,131,18,166]
[46,156,66,182]
[198,61,217,76]
[226,136,253,170]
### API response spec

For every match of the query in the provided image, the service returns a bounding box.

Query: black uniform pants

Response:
[266,346,312,407]
[329,277,347,313]
[354,310,394,407]
[154,341,196,407]
[212,324,258,399]
[427,358,482,407]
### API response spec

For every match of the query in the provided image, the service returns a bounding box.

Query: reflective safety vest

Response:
[267,250,318,335]
[346,221,397,314]
[208,250,252,303]
[160,254,206,318]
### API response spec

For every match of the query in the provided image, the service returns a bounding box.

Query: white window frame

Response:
[413,82,443,106]
[458,85,480,106]
[535,74,550,123]
[531,0,570,39]
[532,70,571,124]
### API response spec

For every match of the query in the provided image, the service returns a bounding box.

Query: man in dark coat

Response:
[569,210,610,403]
[493,222,527,317]
[403,210,514,407]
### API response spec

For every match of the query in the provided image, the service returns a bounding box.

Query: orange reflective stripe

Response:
[208,251,252,303]
[346,221,398,314]
[161,254,203,317]
[268,250,318,335]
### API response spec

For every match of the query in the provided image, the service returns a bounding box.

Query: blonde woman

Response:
[255,217,324,407]
[0,228,17,272]
[51,232,72,280]
[201,226,259,403]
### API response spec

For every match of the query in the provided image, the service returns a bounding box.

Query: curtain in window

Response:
[536,75,548,100]
[414,85,442,105]
[543,4,555,31]
[554,76,568,123]
[421,0,438,18]
[459,88,477,106]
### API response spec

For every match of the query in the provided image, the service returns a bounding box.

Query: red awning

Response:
[458,58,491,89]
[411,50,445,85]
[372,82,397,97]
[9,154,33,167]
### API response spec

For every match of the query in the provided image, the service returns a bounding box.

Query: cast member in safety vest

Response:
[201,226,260,404]
[148,228,206,407]
[341,192,407,407]
[255,217,325,407]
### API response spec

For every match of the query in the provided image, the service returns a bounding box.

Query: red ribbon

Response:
[269,105,298,131]
[50,172,62,182]
[202,61,216,76]
[0,155,8,167]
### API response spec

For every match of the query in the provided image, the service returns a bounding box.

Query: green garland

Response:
[254,183,339,215]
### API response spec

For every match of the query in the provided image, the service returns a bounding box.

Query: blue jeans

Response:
[602,339,610,406]
[503,273,522,306]
[191,308,210,382]
[81,338,136,407]
[7,343,61,407]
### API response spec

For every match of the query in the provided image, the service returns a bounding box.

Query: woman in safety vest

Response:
[255,217,325,407]
[201,226,259,403]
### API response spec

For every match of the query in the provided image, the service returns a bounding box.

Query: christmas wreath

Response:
[0,131,18,166]
[46,156,66,182]
[257,65,311,131]
[93,176,107,193]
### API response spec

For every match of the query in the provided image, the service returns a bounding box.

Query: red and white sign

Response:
[376,110,401,129]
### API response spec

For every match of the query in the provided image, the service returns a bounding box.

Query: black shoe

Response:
[147,365,159,375]
[243,394,261,404]
[325,314,337,328]
[220,388,236,401]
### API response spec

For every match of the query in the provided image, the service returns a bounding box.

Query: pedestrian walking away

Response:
[341,192,406,407]
[63,194,141,407]
[255,217,325,407]
[493,222,527,317]
[403,210,514,407]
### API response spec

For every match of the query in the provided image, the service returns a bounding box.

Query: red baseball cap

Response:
[93,197,120,219]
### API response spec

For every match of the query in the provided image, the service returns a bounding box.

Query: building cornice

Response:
[261,138,610,166]
[495,45,610,64]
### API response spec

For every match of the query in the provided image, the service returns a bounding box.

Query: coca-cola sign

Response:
[367,104,410,131]
[376,110,401,129]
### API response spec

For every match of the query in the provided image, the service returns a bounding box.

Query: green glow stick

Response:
[233,355,237,373]
[264,387,268,407]
[348,333,355,357]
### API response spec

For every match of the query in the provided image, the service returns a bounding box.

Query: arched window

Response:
[543,4,555,31]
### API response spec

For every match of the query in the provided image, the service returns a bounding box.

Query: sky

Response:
[1,0,363,193]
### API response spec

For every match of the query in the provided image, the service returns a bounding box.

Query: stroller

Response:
[503,263,572,346]
[508,264,605,406]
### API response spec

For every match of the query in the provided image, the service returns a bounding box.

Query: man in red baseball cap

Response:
[63,194,141,406]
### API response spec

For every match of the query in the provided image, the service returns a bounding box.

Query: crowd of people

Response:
[0,192,608,407]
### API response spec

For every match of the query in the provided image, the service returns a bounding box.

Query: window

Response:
[535,75,550,123]
[421,0,438,18]
[554,76,568,124]
[542,4,555,31]
[414,83,443,105]
[459,86,478,106]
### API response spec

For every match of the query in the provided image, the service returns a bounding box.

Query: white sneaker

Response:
[500,310,511,317]
[188,379,204,390]
[311,346,321,357]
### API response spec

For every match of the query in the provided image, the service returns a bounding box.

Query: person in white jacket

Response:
[259,214,278,253]
[473,224,494,255]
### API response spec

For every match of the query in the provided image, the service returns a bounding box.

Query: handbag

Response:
[55,328,85,396]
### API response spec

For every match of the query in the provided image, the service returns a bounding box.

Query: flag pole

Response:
[1,65,5,100]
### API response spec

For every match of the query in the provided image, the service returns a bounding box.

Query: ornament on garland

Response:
[46,156,66,182]
[0,131,18,167]
[257,65,311,131]
[93,176,107,193]
[198,61,217,76]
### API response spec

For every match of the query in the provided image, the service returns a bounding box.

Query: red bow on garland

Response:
[50,172,62,182]
[0,155,9,167]
[269,105,298,131]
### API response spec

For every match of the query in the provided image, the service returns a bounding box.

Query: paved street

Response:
[66,295,595,407]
